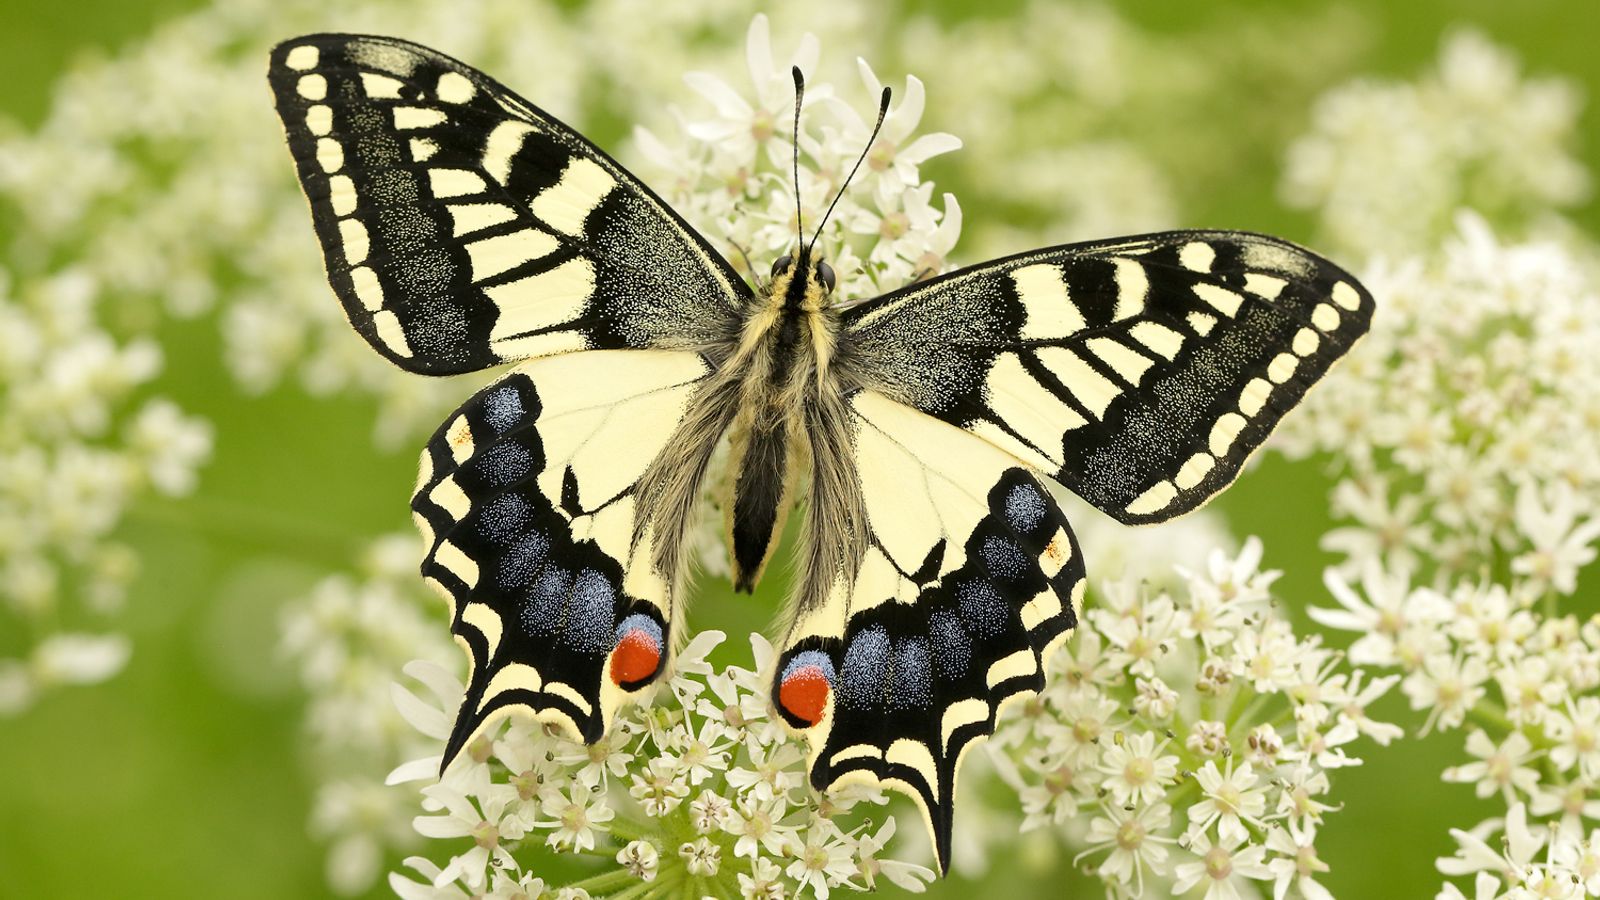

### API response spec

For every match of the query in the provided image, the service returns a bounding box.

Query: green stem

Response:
[606,812,658,842]
[563,868,640,896]
[607,882,656,900]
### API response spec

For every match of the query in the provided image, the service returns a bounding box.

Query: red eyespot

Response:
[778,664,831,727]
[610,628,662,686]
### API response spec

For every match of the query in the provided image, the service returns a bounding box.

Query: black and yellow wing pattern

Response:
[267,34,744,375]
[843,231,1373,523]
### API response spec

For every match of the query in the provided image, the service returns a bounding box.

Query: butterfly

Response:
[269,33,1372,872]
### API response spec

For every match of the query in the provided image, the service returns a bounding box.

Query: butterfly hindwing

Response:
[843,230,1373,523]
[411,349,712,764]
[774,391,1085,872]
[268,35,746,375]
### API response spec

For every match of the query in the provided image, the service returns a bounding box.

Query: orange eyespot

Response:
[611,614,662,685]
[778,664,831,727]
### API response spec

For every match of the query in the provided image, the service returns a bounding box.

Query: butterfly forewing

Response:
[843,230,1374,523]
[268,35,746,375]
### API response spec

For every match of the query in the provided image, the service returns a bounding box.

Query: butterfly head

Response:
[768,250,837,311]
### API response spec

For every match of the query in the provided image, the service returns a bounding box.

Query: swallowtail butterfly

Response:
[269,34,1372,871]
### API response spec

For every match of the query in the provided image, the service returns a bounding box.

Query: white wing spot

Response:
[436,71,476,104]
[338,218,369,264]
[444,415,474,464]
[1020,587,1063,631]
[304,105,332,136]
[349,265,383,311]
[429,168,487,199]
[1174,453,1215,490]
[326,174,357,216]
[394,106,448,130]
[1125,480,1177,517]
[1244,272,1287,300]
[1193,283,1243,317]
[482,121,535,186]
[1111,258,1148,320]
[1267,352,1298,383]
[360,72,406,99]
[1209,413,1247,457]
[296,74,327,100]
[941,699,990,751]
[1332,281,1361,311]
[449,203,519,237]
[284,45,319,71]
[1129,320,1182,360]
[1086,337,1153,386]
[1179,242,1215,273]
[1292,328,1320,357]
[1311,302,1340,331]
[531,157,617,237]
[468,230,562,280]
[1187,311,1217,336]
[434,540,479,588]
[371,309,411,357]
[1239,378,1272,417]
[986,649,1038,689]
[315,138,344,173]
[409,137,440,162]
[1012,263,1085,340]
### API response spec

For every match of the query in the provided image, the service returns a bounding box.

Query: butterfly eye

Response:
[770,255,793,278]
[816,260,836,293]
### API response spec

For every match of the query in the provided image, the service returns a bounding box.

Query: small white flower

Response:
[616,839,659,881]
[1097,732,1178,807]
[1443,731,1543,803]
[1265,824,1333,900]
[1076,802,1175,895]
[1172,829,1272,900]
[1191,759,1269,845]
[853,817,936,892]
[534,781,613,852]
[1511,482,1600,596]
[679,836,722,876]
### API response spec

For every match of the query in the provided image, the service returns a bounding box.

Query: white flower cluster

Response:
[1283,30,1589,259]
[633,14,962,304]
[1276,214,1600,595]
[1313,566,1600,898]
[988,537,1396,899]
[280,534,456,894]
[387,630,935,899]
[0,266,211,715]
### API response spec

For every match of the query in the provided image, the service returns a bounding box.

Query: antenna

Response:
[808,85,892,256]
[790,66,805,255]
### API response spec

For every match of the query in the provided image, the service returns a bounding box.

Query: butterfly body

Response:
[269,33,1374,872]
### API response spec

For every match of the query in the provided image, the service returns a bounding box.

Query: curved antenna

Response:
[808,85,892,256]
[790,66,805,255]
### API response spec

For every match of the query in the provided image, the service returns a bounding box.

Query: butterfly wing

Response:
[775,391,1084,873]
[842,230,1373,523]
[411,349,714,765]
[268,34,747,375]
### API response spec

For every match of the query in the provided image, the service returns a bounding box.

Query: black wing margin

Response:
[268,34,746,375]
[841,230,1373,523]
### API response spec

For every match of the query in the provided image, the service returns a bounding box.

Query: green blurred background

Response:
[0,0,1594,897]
